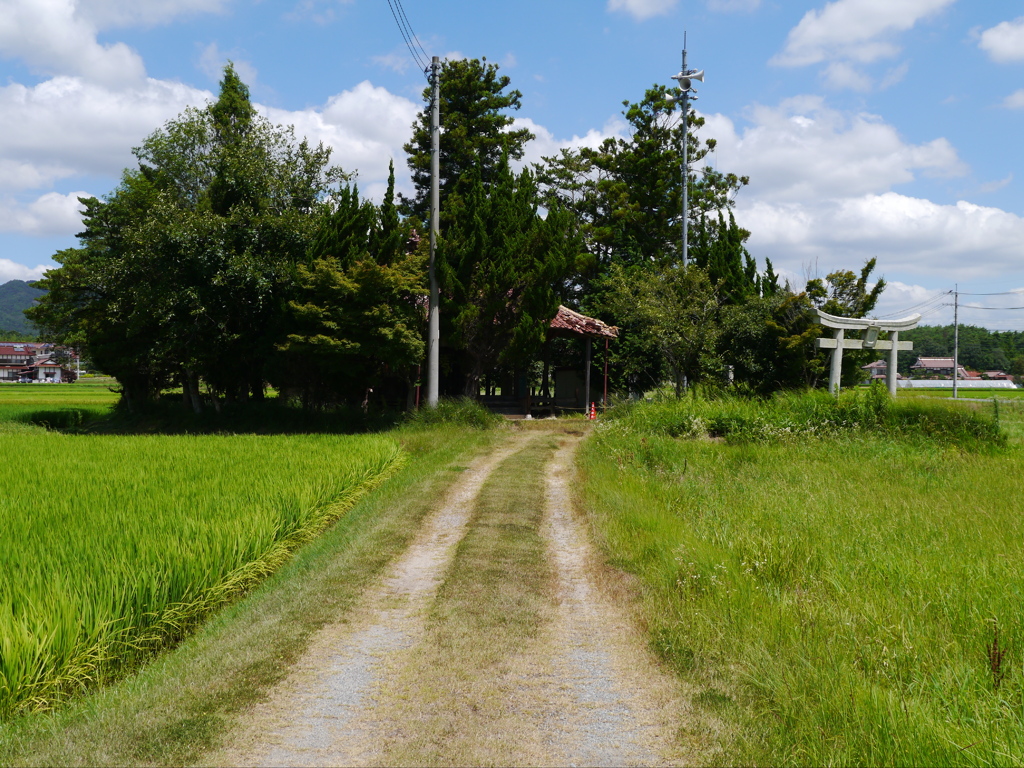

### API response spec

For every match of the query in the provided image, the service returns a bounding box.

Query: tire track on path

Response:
[361,429,690,766]
[529,431,688,766]
[210,431,530,768]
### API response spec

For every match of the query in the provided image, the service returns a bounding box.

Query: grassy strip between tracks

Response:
[376,433,559,766]
[0,422,501,768]
[577,390,1024,767]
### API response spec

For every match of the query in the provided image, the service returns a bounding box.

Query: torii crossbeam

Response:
[813,309,921,396]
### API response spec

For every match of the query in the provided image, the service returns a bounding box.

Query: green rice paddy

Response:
[0,383,403,718]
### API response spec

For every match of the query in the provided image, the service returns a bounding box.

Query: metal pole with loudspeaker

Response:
[664,36,704,270]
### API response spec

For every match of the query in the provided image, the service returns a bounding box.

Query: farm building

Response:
[0,343,76,382]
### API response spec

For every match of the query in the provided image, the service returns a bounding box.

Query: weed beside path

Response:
[578,393,1024,766]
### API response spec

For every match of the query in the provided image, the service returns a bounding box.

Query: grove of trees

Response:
[29,60,892,413]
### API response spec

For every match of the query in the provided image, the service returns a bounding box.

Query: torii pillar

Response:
[813,309,921,396]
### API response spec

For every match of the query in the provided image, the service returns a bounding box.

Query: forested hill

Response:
[0,280,44,336]
[896,325,1024,376]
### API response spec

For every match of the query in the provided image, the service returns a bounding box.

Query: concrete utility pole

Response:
[425,55,441,407]
[953,285,959,400]
[666,35,704,270]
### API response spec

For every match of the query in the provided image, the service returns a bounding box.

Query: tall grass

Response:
[579,390,1023,766]
[0,431,403,719]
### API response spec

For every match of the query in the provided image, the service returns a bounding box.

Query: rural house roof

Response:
[911,357,955,369]
[549,306,618,340]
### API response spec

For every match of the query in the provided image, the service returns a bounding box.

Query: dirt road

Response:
[209,427,689,767]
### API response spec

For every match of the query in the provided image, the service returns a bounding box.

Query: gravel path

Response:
[526,434,687,766]
[211,433,528,767]
[209,427,689,767]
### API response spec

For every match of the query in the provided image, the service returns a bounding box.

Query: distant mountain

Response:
[0,280,45,336]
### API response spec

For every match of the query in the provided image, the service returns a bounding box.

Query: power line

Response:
[385,0,428,76]
[962,305,1024,311]
[875,290,950,319]
[915,304,948,321]
[394,0,430,67]
[957,289,1024,296]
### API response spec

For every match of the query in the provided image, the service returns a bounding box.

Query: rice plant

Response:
[0,431,402,718]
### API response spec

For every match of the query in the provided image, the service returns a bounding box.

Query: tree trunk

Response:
[185,370,203,414]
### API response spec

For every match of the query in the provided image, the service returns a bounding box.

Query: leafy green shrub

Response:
[405,397,502,430]
[604,385,1004,450]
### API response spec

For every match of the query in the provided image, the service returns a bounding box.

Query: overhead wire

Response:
[385,0,429,77]
[956,289,1024,296]
[394,0,430,67]
[874,290,950,319]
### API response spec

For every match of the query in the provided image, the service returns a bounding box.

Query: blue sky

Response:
[1,0,1022,328]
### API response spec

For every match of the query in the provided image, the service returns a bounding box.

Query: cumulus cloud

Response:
[74,0,229,28]
[978,17,1024,63]
[737,193,1024,285]
[260,80,421,199]
[0,258,50,284]
[701,96,966,203]
[372,50,415,75]
[772,0,954,67]
[607,0,677,22]
[0,76,211,194]
[687,95,1023,298]
[0,0,145,85]
[822,62,872,91]
[513,116,628,169]
[197,42,258,85]
[0,1,227,86]
[1004,89,1024,109]
[0,191,91,236]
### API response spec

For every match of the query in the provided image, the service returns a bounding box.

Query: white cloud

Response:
[0,0,145,85]
[878,61,910,89]
[0,1,228,86]
[689,95,1024,297]
[197,42,258,85]
[772,0,955,67]
[737,193,1024,285]
[0,258,49,283]
[702,96,966,203]
[978,17,1024,63]
[74,0,229,28]
[513,116,628,169]
[0,191,90,236]
[261,80,421,198]
[607,0,677,22]
[1003,89,1024,109]
[822,62,872,91]
[0,76,211,194]
[284,0,355,26]
[372,50,414,75]
[977,174,1013,195]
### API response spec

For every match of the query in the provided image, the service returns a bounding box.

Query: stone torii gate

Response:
[813,309,921,396]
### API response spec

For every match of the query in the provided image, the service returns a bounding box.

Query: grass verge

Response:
[0,423,501,768]
[577,392,1024,766]
[377,434,559,766]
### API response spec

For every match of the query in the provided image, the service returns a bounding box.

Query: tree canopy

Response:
[403,57,533,221]
[28,61,896,414]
